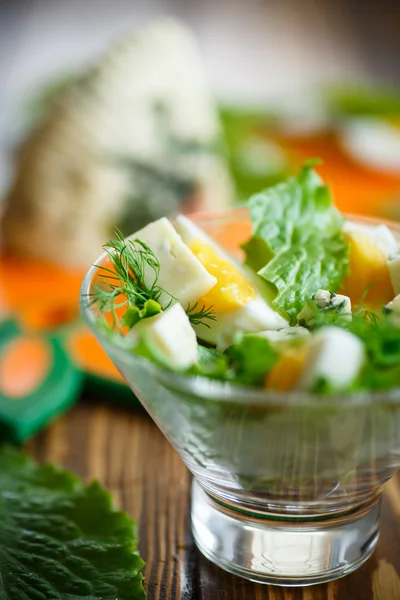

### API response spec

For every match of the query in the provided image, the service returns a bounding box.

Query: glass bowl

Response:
[80,208,400,586]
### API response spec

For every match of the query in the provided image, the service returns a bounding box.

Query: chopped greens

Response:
[191,345,231,380]
[0,446,146,599]
[186,301,217,329]
[122,299,162,329]
[90,228,215,330]
[190,335,277,386]
[242,162,350,324]
[348,315,400,390]
[91,229,174,318]
[224,334,278,386]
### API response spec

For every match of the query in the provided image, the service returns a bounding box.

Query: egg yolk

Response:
[188,239,256,313]
[265,347,308,391]
[340,230,394,309]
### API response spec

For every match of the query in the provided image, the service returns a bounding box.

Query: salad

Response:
[91,162,400,394]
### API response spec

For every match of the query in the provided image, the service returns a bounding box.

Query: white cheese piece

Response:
[388,254,400,296]
[330,294,352,317]
[343,221,398,256]
[313,289,333,309]
[128,303,198,370]
[249,327,310,350]
[297,291,352,324]
[385,293,400,313]
[194,297,288,352]
[127,217,217,308]
[298,327,365,392]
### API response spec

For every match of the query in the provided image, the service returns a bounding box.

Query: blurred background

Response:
[0,0,400,438]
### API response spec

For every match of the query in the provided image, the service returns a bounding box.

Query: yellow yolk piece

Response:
[340,231,394,309]
[265,347,307,391]
[188,239,256,313]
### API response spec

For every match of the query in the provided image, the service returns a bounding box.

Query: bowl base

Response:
[191,480,380,586]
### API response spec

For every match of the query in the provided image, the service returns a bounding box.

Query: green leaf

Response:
[122,306,142,328]
[243,163,349,324]
[122,300,162,329]
[190,345,230,380]
[0,446,146,600]
[348,314,400,390]
[224,334,278,386]
[188,337,278,386]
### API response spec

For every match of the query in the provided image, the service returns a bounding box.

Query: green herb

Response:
[91,229,215,330]
[188,336,278,386]
[186,302,217,328]
[0,446,146,599]
[190,345,231,379]
[122,299,162,329]
[349,315,400,390]
[242,162,349,324]
[224,334,278,386]
[90,229,170,332]
[307,295,400,391]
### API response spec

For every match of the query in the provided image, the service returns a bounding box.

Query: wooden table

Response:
[26,399,400,600]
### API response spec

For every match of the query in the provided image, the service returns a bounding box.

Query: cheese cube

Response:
[298,327,364,392]
[251,327,310,350]
[128,303,198,369]
[193,296,288,351]
[127,218,217,307]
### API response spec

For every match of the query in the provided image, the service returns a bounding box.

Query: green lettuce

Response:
[0,446,146,599]
[349,314,400,390]
[191,345,231,380]
[189,336,277,386]
[224,334,278,386]
[243,162,349,324]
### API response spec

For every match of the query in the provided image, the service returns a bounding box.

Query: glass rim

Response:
[80,207,400,408]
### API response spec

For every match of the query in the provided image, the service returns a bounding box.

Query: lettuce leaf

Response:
[349,314,400,390]
[0,446,146,599]
[189,337,277,387]
[191,345,231,380]
[243,163,349,323]
[224,334,278,386]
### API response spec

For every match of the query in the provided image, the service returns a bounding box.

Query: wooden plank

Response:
[26,401,400,599]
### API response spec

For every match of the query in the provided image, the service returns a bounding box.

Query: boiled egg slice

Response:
[126,217,217,308]
[174,215,288,350]
[340,221,397,308]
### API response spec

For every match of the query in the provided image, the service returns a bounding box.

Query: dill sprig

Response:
[352,282,381,323]
[90,228,216,330]
[186,301,217,328]
[89,229,174,330]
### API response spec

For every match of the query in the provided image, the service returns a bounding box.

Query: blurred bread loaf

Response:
[2,19,233,267]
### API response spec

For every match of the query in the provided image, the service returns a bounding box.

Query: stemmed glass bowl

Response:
[80,208,400,586]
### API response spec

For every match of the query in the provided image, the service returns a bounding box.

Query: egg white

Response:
[174,215,288,349]
[343,220,398,256]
